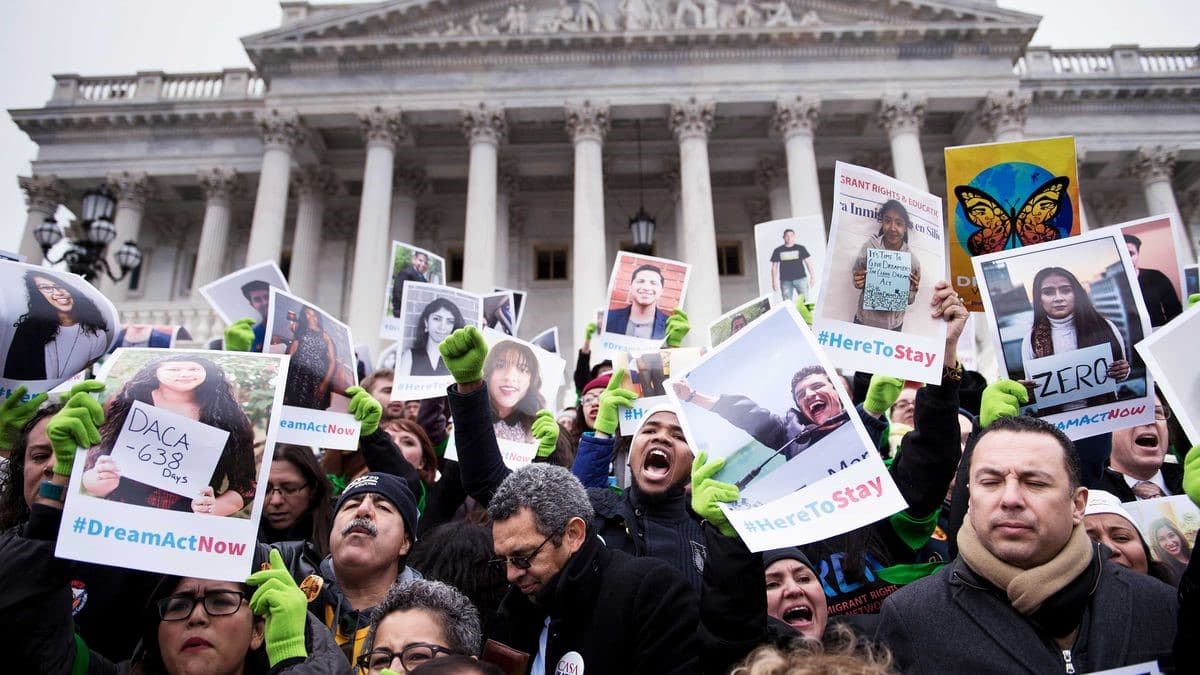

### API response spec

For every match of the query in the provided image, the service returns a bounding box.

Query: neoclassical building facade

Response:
[10,0,1200,370]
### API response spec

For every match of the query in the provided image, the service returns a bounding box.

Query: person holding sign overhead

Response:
[81,355,257,516]
[851,200,921,332]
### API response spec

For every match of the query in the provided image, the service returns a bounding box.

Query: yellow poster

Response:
[944,136,1081,311]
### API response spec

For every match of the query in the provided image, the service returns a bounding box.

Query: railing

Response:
[116,301,226,347]
[1016,46,1199,78]
[50,68,265,106]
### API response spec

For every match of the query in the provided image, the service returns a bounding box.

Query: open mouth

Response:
[499,386,520,397]
[1134,431,1160,448]
[642,448,672,480]
[808,398,828,417]
[782,604,813,626]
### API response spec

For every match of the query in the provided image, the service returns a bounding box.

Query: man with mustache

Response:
[875,416,1177,673]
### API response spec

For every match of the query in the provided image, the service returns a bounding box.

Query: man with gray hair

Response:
[485,463,698,674]
[358,579,482,673]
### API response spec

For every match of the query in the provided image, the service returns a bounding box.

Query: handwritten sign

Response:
[863,249,911,312]
[1023,343,1117,409]
[109,401,228,497]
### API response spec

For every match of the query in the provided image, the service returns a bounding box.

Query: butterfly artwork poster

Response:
[945,136,1082,312]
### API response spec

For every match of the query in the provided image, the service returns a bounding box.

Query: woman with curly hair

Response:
[284,306,337,410]
[81,355,258,517]
[397,298,465,377]
[850,199,921,332]
[4,270,110,380]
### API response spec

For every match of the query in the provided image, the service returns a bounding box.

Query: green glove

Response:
[224,318,257,352]
[585,322,597,341]
[864,375,905,416]
[531,409,559,458]
[1184,445,1200,507]
[665,309,690,348]
[346,386,382,436]
[66,379,106,401]
[594,368,637,437]
[0,386,49,450]
[691,451,739,538]
[1189,293,1200,308]
[794,296,815,327]
[247,549,309,666]
[438,326,488,384]
[979,379,1030,428]
[46,390,105,476]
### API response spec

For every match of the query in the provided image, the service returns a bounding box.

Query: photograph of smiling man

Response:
[198,261,289,352]
[393,281,483,400]
[599,251,691,353]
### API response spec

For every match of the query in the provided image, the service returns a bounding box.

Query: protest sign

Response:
[198,261,289,330]
[1023,343,1119,409]
[1121,495,1199,575]
[266,289,360,449]
[381,242,446,341]
[945,136,1081,311]
[1136,304,1200,445]
[482,290,517,336]
[0,261,119,400]
[812,162,947,384]
[531,327,559,354]
[755,216,824,305]
[1103,213,1189,329]
[57,348,287,581]
[710,295,772,348]
[392,282,483,400]
[615,347,705,435]
[665,303,905,551]
[974,229,1155,439]
[494,287,527,331]
[598,252,691,354]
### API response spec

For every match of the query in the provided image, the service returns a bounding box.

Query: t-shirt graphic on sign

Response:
[771,244,811,280]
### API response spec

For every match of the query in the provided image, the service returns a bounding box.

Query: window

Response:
[535,247,568,280]
[447,248,464,283]
[717,241,742,276]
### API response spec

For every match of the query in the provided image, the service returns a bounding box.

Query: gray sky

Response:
[2,0,1197,252]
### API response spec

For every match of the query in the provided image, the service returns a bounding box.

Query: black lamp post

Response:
[628,120,656,256]
[32,185,142,284]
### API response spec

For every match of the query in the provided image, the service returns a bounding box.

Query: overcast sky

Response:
[2,0,1196,252]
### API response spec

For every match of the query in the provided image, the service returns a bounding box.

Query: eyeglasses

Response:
[1155,406,1171,421]
[581,393,601,406]
[357,643,461,673]
[488,534,554,571]
[266,483,311,497]
[157,590,247,621]
[35,283,70,296]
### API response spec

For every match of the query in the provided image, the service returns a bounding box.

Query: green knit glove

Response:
[46,389,105,476]
[66,379,106,401]
[0,386,48,450]
[1189,293,1200,308]
[864,375,906,416]
[585,322,597,341]
[665,309,690,348]
[794,296,815,327]
[346,386,382,436]
[438,326,487,384]
[691,451,739,538]
[594,368,637,437]
[247,549,309,666]
[224,318,257,352]
[532,409,559,458]
[980,379,1030,428]
[1184,445,1200,507]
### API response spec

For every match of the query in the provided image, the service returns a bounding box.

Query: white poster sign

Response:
[391,282,483,401]
[754,216,825,305]
[109,401,228,497]
[1137,304,1200,445]
[1023,343,1118,410]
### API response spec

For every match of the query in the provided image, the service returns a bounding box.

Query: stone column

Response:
[101,171,154,300]
[390,165,428,246]
[495,163,518,288]
[1134,145,1183,220]
[459,103,506,293]
[670,97,722,342]
[288,166,341,300]
[663,160,684,260]
[774,96,823,218]
[877,93,929,192]
[977,90,1031,143]
[756,156,791,221]
[246,110,306,266]
[565,100,610,346]
[192,168,242,290]
[17,175,68,263]
[347,107,407,349]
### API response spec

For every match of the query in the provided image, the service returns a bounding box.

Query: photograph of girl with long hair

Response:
[1148,517,1193,583]
[850,199,922,332]
[397,297,466,377]
[81,354,258,517]
[483,340,547,444]
[4,269,110,380]
[283,306,339,410]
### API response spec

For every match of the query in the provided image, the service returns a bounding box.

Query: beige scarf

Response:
[956,518,1094,615]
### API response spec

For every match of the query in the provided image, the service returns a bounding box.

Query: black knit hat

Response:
[334,472,419,542]
[762,547,814,571]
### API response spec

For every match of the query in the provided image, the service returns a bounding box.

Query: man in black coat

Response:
[391,250,429,318]
[1095,392,1183,501]
[1125,234,1182,327]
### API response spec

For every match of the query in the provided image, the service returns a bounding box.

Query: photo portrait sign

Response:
[531,327,559,354]
[0,261,119,400]
[1121,495,1199,574]
[812,162,948,384]
[482,290,517,336]
[664,303,905,552]
[1136,304,1200,445]
[198,260,289,328]
[973,229,1156,439]
[598,252,691,354]
[754,216,826,305]
[493,287,528,332]
[266,289,360,450]
[945,136,1081,311]
[392,282,483,401]
[710,295,773,348]
[1103,213,1190,329]
[56,348,288,581]
[614,347,705,435]
[381,241,446,341]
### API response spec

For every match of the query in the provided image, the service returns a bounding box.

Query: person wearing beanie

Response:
[1084,490,1176,585]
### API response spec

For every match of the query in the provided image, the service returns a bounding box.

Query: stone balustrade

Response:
[116,301,225,347]
[1016,46,1199,77]
[50,68,265,106]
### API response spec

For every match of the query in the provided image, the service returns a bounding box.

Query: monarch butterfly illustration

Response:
[954,176,1071,256]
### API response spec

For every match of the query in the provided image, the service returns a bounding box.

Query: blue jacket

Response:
[605,305,671,340]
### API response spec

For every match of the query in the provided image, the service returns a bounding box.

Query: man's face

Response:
[330,493,411,576]
[764,558,827,641]
[1109,396,1169,478]
[412,253,429,274]
[367,377,407,419]
[968,430,1085,569]
[491,507,579,600]
[792,374,842,426]
[630,270,663,308]
[783,230,795,246]
[1126,243,1141,270]
[629,411,693,498]
[247,289,271,320]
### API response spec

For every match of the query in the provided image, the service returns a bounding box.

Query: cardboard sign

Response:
[1023,343,1118,409]
[863,249,912,312]
[109,401,228,497]
[1137,304,1200,445]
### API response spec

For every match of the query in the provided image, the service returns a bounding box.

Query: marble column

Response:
[192,168,242,290]
[663,160,684,260]
[246,110,306,266]
[773,96,823,218]
[877,93,929,192]
[460,103,506,294]
[17,175,68,263]
[495,163,518,288]
[977,90,1030,143]
[289,166,341,301]
[670,97,722,343]
[390,165,428,246]
[1132,145,1193,262]
[348,107,407,350]
[757,157,791,221]
[565,100,609,347]
[101,171,154,300]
